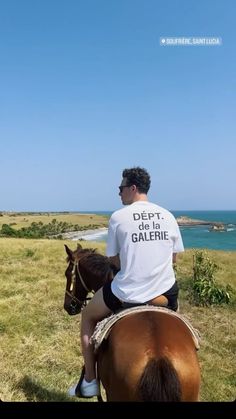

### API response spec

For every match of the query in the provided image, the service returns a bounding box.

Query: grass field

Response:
[0,212,108,230]
[0,237,235,402]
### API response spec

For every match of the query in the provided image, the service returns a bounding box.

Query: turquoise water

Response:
[80,210,236,251]
[172,211,236,251]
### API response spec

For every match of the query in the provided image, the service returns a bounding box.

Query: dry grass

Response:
[0,212,108,230]
[0,238,235,402]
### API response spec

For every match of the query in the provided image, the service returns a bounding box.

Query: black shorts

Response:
[103,281,123,313]
[162,281,179,311]
[102,281,179,313]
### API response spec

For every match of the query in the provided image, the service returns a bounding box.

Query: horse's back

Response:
[98,311,200,401]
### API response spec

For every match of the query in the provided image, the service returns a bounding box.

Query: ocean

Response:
[79,210,236,251]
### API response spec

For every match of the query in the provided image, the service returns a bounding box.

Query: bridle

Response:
[74,259,90,293]
[66,257,94,310]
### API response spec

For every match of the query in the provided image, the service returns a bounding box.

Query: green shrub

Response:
[0,224,17,237]
[189,250,231,306]
[0,220,104,239]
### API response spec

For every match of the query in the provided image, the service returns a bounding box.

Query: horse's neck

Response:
[93,272,111,292]
[79,252,116,292]
[78,265,103,293]
[90,270,114,293]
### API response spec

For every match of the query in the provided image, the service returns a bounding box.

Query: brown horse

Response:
[64,243,201,401]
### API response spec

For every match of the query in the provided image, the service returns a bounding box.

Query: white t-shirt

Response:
[106,201,184,303]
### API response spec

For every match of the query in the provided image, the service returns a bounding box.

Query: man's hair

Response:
[122,167,151,194]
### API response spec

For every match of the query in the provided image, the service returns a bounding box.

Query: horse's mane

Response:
[72,247,118,279]
[66,247,96,263]
[81,251,115,278]
[66,245,119,280]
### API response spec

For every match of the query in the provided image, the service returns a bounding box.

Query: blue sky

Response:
[0,0,235,211]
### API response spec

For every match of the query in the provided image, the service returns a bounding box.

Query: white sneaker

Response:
[68,383,79,397]
[80,378,100,397]
[68,378,100,398]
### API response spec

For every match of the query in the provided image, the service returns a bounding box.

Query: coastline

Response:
[62,215,227,241]
[62,227,108,241]
[60,215,236,250]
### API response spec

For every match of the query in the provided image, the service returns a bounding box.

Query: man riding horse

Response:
[68,166,184,398]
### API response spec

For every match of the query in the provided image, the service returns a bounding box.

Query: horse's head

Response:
[64,243,94,315]
[64,243,117,315]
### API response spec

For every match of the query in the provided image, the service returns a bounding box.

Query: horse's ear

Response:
[64,244,73,259]
[77,243,82,250]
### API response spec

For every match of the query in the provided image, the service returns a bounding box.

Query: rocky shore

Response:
[176,216,226,230]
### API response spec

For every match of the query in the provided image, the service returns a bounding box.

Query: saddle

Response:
[91,306,201,351]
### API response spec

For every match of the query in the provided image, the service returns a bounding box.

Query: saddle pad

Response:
[90,305,201,352]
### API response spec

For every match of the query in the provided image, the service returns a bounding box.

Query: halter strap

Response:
[75,261,91,293]
[66,258,92,307]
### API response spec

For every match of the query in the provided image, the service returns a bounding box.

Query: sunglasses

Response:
[119,185,130,193]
